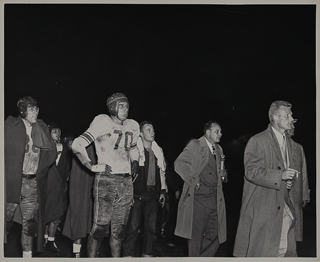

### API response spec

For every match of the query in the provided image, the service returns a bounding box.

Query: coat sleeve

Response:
[244,136,282,190]
[174,140,200,188]
[300,146,310,201]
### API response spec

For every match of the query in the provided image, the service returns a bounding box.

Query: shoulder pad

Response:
[125,119,139,129]
[92,114,112,124]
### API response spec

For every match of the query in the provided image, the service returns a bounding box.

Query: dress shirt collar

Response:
[204,137,214,154]
[271,126,285,146]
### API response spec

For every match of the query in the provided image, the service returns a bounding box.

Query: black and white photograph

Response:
[2,0,317,259]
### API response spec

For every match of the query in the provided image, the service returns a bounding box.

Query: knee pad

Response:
[24,218,37,236]
[112,224,127,240]
[92,224,108,241]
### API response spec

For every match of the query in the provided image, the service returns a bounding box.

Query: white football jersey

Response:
[80,114,139,174]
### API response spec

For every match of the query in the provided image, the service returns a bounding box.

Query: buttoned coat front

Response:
[174,136,227,243]
[233,125,302,257]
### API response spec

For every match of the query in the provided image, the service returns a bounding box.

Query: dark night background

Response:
[3,3,317,257]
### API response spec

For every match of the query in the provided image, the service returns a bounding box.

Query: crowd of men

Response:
[4,94,310,258]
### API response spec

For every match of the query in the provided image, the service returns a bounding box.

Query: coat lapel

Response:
[267,125,285,168]
[215,146,221,170]
[286,135,297,168]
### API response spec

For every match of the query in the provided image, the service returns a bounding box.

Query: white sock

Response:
[48,236,55,241]
[73,243,81,253]
[23,251,32,258]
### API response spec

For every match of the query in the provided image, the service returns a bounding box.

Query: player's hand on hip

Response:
[105,164,112,173]
[91,164,112,173]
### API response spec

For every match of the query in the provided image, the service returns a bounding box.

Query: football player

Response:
[72,93,139,257]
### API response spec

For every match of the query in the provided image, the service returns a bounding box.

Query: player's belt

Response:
[22,174,36,179]
[100,172,131,178]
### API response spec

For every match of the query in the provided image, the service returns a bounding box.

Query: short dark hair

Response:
[48,122,61,133]
[140,121,152,132]
[17,96,38,118]
[63,135,75,143]
[204,120,219,134]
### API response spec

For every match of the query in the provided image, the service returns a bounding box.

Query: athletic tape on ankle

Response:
[23,251,32,258]
[73,243,81,253]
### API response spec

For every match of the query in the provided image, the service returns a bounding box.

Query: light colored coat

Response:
[174,136,227,243]
[290,139,310,241]
[233,125,307,257]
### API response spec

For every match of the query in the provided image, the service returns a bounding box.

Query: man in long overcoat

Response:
[174,120,227,257]
[233,100,302,257]
[286,125,310,243]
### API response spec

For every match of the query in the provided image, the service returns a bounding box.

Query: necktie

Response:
[212,145,216,159]
[281,135,294,209]
[281,135,288,168]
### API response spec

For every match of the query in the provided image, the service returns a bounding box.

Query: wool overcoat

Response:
[56,143,72,191]
[5,116,58,252]
[62,143,96,241]
[289,139,310,241]
[174,136,227,243]
[233,125,303,257]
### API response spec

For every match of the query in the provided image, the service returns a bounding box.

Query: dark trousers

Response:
[123,192,159,256]
[188,199,219,257]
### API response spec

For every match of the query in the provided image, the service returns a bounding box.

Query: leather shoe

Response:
[46,241,60,253]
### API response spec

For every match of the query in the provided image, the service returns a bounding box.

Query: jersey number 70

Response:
[113,130,133,151]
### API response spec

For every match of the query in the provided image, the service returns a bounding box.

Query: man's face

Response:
[207,123,222,144]
[24,106,39,124]
[274,106,293,131]
[141,124,155,143]
[51,128,61,142]
[67,140,74,149]
[117,101,129,121]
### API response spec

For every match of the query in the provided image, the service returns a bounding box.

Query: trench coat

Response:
[174,136,227,243]
[289,139,310,241]
[233,125,304,257]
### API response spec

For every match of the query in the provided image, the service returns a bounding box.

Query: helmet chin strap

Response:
[117,116,125,124]
[115,107,125,125]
